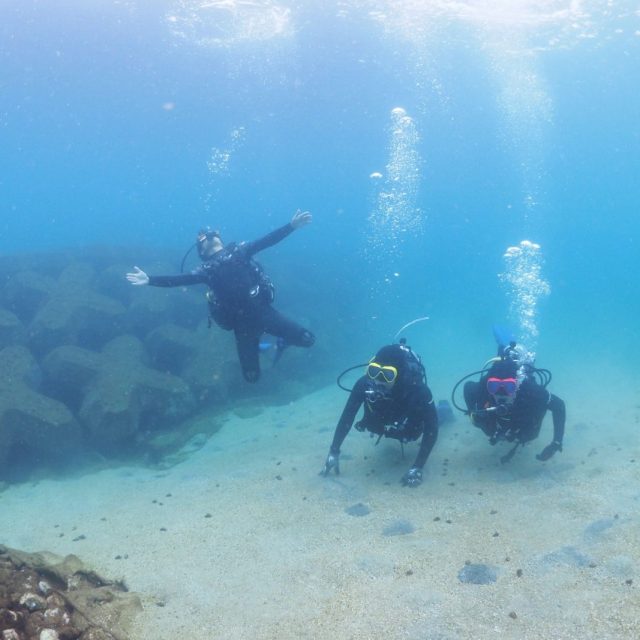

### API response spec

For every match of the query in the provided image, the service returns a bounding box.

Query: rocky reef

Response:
[0,247,323,480]
[0,545,140,640]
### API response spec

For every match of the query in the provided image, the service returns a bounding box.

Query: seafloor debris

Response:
[0,546,140,640]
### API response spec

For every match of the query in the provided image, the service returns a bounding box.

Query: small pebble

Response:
[589,562,597,568]
[509,611,517,619]
[445,519,452,524]
[625,579,633,586]
[492,532,499,537]
[433,516,441,522]
[405,569,413,576]
[160,527,167,532]
[275,475,282,480]
[115,555,122,560]
[516,569,523,577]
[156,601,166,607]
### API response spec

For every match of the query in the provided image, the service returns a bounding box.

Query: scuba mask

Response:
[365,360,398,403]
[487,377,517,415]
[487,377,517,397]
[197,228,221,257]
[366,362,398,384]
[197,228,220,244]
[180,226,221,272]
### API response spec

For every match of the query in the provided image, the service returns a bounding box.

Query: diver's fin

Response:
[492,324,517,354]
[436,399,455,426]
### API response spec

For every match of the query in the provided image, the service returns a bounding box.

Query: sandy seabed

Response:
[1,383,639,640]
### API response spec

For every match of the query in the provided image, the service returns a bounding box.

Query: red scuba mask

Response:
[487,377,517,396]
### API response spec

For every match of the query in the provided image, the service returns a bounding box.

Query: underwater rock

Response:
[583,518,616,541]
[0,545,140,640]
[382,519,415,536]
[125,284,204,338]
[0,308,25,348]
[27,263,126,356]
[436,399,455,426]
[345,503,371,517]
[145,323,200,374]
[44,336,195,451]
[541,545,593,568]
[2,270,52,322]
[0,345,81,473]
[457,563,498,585]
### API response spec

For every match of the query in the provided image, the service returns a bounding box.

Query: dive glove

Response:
[401,467,423,488]
[536,440,562,461]
[320,452,340,477]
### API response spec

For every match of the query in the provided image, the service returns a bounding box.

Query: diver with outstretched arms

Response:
[126,210,315,383]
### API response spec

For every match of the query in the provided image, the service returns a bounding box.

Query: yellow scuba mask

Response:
[366,362,398,384]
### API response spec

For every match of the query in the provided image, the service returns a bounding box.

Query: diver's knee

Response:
[300,330,315,347]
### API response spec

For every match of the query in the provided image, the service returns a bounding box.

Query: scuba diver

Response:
[452,334,565,463]
[320,340,438,488]
[126,210,315,382]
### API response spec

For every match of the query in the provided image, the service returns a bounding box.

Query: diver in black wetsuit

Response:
[126,210,315,382]
[320,342,438,488]
[459,344,565,463]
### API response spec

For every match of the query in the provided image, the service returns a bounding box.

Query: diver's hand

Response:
[401,467,423,488]
[320,452,340,477]
[126,266,149,286]
[291,209,312,230]
[536,440,562,461]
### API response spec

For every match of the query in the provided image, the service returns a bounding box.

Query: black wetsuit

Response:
[148,223,314,382]
[329,376,439,470]
[464,377,565,445]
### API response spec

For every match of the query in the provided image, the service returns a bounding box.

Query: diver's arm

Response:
[244,224,295,256]
[328,377,366,454]
[548,394,566,445]
[411,393,439,469]
[147,273,207,287]
[245,211,311,256]
[127,267,205,287]
[536,393,565,461]
[321,377,365,477]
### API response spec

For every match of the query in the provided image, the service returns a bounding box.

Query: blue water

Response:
[1,0,639,373]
